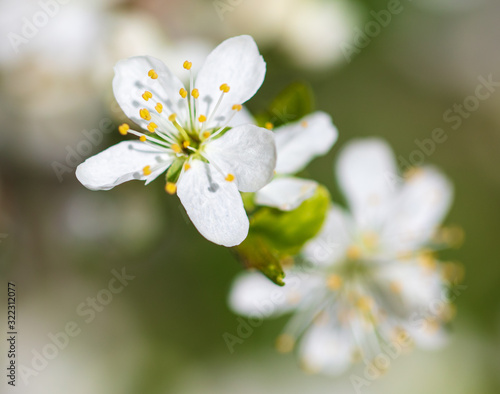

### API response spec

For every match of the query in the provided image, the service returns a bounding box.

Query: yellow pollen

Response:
[184,163,191,171]
[225,173,235,182]
[220,83,230,93]
[118,123,129,135]
[143,165,152,176]
[171,144,182,153]
[191,89,199,99]
[182,140,190,148]
[418,250,437,271]
[183,61,192,70]
[198,115,207,123]
[168,113,177,122]
[346,245,361,260]
[265,122,273,130]
[147,122,158,133]
[148,69,158,79]
[202,131,211,139]
[179,88,187,99]
[275,334,295,354]
[139,136,147,142]
[142,91,153,101]
[165,182,177,195]
[326,274,342,290]
[139,108,151,121]
[301,121,308,128]
[232,104,242,111]
[155,103,163,113]
[356,296,373,312]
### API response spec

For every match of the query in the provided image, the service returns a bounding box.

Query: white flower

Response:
[254,112,338,211]
[76,36,277,247]
[229,138,457,375]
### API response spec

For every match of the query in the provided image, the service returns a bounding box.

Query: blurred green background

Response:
[1,0,499,393]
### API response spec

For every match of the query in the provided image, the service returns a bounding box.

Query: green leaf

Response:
[255,82,315,128]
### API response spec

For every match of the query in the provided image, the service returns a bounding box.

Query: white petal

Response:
[380,167,453,252]
[255,177,317,211]
[274,111,338,174]
[76,141,172,191]
[302,205,353,267]
[204,124,276,192]
[113,56,187,131]
[194,35,266,130]
[336,138,398,229]
[177,160,249,247]
[299,320,356,375]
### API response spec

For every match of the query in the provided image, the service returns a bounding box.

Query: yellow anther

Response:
[184,163,191,171]
[183,61,192,70]
[139,108,151,121]
[147,122,158,133]
[362,232,378,249]
[275,334,295,354]
[202,131,211,139]
[143,165,152,176]
[118,123,130,136]
[356,296,373,312]
[179,88,187,99]
[232,104,242,111]
[346,245,361,260]
[171,144,182,153]
[220,83,230,93]
[265,122,273,130]
[225,173,235,182]
[155,103,163,113]
[390,281,402,294]
[182,140,190,148]
[418,250,437,271]
[148,69,158,79]
[191,89,199,99]
[301,121,308,128]
[168,113,177,122]
[142,91,153,101]
[198,115,207,123]
[139,135,147,142]
[165,182,177,195]
[326,274,342,290]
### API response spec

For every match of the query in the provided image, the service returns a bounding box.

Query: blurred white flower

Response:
[230,138,458,375]
[223,0,362,70]
[77,36,277,247]
[255,112,338,211]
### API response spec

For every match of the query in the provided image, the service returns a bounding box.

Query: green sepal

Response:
[166,158,185,183]
[255,82,315,129]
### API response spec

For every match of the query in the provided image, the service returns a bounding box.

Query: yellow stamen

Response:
[390,281,402,294]
[198,115,207,123]
[143,165,152,176]
[148,69,158,79]
[155,103,163,113]
[418,250,437,271]
[183,61,192,70]
[225,173,235,182]
[165,182,177,195]
[142,91,153,101]
[346,245,361,260]
[182,140,190,148]
[184,163,191,171]
[220,83,230,93]
[179,88,187,99]
[356,296,373,312]
[147,122,158,133]
[202,131,211,139]
[171,144,182,153]
[232,104,242,111]
[139,108,151,121]
[168,113,177,122]
[326,274,342,290]
[139,136,147,142]
[191,89,199,99]
[118,123,129,136]
[275,334,295,354]
[265,122,273,130]
[301,121,308,128]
